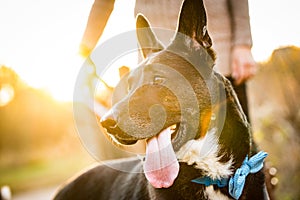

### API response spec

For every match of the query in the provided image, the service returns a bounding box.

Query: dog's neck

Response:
[176,73,251,178]
[217,74,251,167]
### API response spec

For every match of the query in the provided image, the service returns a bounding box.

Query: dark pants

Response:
[226,76,250,122]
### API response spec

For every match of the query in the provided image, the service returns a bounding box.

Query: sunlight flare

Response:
[0,84,15,106]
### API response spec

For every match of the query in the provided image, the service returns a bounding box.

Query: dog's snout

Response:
[100,110,117,129]
[100,110,139,145]
[101,118,117,129]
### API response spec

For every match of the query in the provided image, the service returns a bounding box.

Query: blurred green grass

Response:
[0,150,94,193]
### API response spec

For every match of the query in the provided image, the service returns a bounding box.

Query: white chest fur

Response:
[176,128,233,199]
[176,128,233,180]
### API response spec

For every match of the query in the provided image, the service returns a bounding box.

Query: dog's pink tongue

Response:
[143,128,179,188]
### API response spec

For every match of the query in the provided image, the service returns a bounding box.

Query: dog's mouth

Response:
[101,118,181,146]
[101,119,181,188]
[170,123,180,140]
[100,118,139,145]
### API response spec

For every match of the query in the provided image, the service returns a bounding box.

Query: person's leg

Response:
[226,76,250,121]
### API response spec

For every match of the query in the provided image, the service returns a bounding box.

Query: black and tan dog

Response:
[54,0,269,199]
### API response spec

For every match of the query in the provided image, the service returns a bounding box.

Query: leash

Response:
[191,151,268,199]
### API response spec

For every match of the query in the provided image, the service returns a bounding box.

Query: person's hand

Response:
[231,46,257,85]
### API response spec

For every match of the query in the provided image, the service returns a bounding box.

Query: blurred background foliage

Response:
[248,46,300,200]
[0,66,94,193]
[0,45,299,199]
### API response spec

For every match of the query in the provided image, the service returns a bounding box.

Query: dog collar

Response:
[191,151,268,199]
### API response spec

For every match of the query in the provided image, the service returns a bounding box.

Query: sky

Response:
[0,0,299,101]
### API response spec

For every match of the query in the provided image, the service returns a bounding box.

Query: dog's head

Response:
[101,0,222,188]
[101,0,216,146]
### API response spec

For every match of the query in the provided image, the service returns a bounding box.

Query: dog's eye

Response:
[153,76,165,85]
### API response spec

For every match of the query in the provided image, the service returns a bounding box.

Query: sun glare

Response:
[0,0,299,102]
[0,84,15,107]
[100,52,138,87]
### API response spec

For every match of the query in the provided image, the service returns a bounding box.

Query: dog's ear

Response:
[136,14,164,59]
[176,0,212,49]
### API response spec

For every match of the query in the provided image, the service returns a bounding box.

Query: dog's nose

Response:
[100,110,117,129]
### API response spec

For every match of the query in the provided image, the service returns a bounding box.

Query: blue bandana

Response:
[191,151,268,199]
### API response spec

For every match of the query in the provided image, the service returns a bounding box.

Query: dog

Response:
[54,0,269,199]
